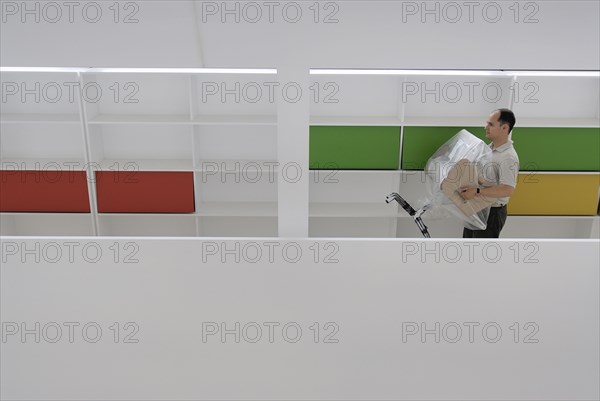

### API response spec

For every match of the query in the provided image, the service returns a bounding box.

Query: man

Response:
[461,108,519,238]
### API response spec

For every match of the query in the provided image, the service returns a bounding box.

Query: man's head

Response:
[485,108,515,143]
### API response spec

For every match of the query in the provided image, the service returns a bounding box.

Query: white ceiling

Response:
[1,0,599,70]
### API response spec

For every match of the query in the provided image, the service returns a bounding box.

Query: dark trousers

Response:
[463,205,508,238]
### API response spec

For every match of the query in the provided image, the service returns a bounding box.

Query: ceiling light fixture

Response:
[310,69,599,78]
[0,67,278,74]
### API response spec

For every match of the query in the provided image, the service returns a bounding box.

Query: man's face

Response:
[485,111,507,141]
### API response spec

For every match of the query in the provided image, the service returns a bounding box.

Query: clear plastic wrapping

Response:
[423,129,494,230]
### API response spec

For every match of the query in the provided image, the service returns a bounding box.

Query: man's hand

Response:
[464,184,515,199]
[460,187,477,200]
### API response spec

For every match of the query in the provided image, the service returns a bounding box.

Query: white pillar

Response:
[276,63,310,237]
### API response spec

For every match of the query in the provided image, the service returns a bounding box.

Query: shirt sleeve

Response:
[498,153,519,188]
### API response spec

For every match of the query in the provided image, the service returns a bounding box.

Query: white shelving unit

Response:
[1,68,599,238]
[308,71,600,238]
[189,73,278,233]
[1,69,280,237]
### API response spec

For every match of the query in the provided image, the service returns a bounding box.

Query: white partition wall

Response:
[1,238,598,400]
[1,2,599,399]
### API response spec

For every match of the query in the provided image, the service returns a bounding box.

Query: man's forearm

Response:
[480,184,514,198]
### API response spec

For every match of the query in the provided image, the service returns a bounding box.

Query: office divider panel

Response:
[2,238,598,400]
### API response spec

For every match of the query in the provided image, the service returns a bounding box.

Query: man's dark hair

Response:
[496,108,516,132]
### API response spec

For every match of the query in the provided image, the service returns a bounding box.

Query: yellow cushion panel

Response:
[508,174,600,215]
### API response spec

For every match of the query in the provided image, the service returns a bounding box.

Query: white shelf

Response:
[197,202,277,217]
[0,113,81,124]
[309,116,597,127]
[0,158,87,170]
[0,213,94,236]
[86,114,277,125]
[0,212,92,216]
[311,169,401,175]
[311,170,598,175]
[325,170,599,175]
[309,213,600,239]
[98,213,195,217]
[97,214,197,237]
[87,114,192,124]
[517,171,600,175]
[196,215,278,237]
[502,215,599,239]
[97,158,193,172]
[401,116,486,127]
[508,215,600,219]
[310,202,400,217]
[195,159,279,172]
[310,116,402,126]
[400,117,600,128]
[1,123,86,162]
[192,115,277,125]
[515,117,600,128]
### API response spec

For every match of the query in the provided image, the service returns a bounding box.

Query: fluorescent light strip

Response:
[87,68,277,74]
[2,67,597,77]
[0,67,277,74]
[310,69,507,76]
[310,69,600,77]
[0,67,85,73]
[505,70,600,77]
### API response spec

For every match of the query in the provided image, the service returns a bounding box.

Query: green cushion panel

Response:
[402,127,600,171]
[401,127,486,170]
[510,127,599,171]
[310,126,400,170]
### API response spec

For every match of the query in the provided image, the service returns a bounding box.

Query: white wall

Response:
[1,237,598,400]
